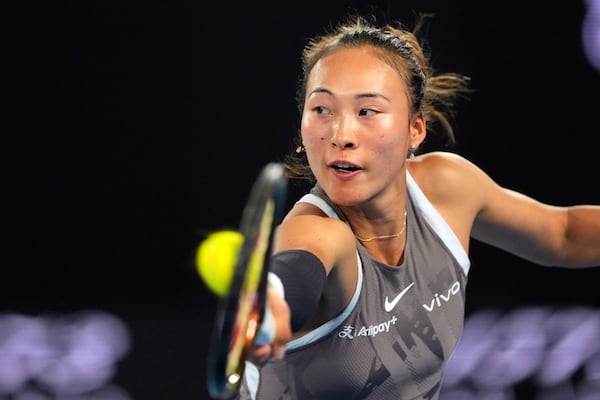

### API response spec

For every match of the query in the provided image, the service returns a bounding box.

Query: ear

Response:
[409,112,427,149]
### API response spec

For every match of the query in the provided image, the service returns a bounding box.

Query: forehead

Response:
[306,46,408,97]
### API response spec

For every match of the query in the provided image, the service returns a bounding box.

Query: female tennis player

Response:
[238,14,600,400]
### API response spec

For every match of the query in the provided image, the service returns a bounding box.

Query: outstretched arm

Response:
[461,162,600,268]
[473,189,600,268]
[414,152,600,268]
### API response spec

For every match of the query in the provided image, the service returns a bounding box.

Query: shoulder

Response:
[274,202,356,274]
[408,150,479,177]
[407,151,492,205]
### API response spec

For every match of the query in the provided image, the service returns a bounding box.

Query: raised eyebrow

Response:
[356,92,391,102]
[308,87,333,97]
[308,88,391,103]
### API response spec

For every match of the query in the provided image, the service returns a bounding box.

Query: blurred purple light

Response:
[536,309,600,385]
[442,309,504,387]
[0,311,130,398]
[441,307,600,399]
[470,308,549,389]
[583,0,600,72]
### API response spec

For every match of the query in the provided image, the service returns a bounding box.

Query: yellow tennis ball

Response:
[196,230,243,297]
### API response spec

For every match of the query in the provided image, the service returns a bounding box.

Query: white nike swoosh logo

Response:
[384,282,415,312]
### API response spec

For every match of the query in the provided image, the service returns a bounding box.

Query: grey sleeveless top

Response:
[239,171,470,399]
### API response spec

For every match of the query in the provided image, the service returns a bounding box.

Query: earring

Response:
[408,144,417,160]
[296,145,306,154]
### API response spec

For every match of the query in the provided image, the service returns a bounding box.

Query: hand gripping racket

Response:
[207,162,288,399]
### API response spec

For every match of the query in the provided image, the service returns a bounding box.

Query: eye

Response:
[359,108,379,116]
[312,106,330,115]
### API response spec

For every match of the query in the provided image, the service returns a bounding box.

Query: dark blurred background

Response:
[3,0,600,399]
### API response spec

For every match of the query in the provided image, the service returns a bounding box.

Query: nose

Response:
[331,115,356,149]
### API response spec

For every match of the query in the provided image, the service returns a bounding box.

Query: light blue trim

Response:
[406,171,470,275]
[244,361,259,400]
[295,194,338,218]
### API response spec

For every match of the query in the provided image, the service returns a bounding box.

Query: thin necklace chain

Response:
[355,211,408,243]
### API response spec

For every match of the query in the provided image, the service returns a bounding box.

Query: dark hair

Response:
[284,14,471,182]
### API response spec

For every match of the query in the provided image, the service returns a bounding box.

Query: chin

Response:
[323,186,366,207]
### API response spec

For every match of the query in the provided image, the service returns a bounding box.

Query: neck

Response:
[354,211,407,243]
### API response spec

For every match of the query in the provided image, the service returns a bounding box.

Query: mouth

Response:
[329,161,361,173]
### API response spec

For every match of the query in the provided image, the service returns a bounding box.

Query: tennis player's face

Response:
[301,46,422,206]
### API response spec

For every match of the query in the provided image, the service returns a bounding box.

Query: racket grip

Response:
[253,307,275,346]
[253,272,285,346]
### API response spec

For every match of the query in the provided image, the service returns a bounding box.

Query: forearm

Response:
[269,249,327,331]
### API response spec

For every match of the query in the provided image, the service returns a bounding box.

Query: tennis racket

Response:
[207,162,288,399]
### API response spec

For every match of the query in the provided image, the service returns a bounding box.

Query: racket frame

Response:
[207,162,288,399]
